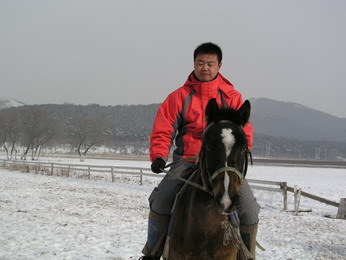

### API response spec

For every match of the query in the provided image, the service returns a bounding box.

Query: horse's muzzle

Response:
[216,194,239,215]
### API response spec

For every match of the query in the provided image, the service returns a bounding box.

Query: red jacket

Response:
[150,72,253,162]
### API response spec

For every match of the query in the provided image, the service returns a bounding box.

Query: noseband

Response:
[209,166,245,182]
[203,120,251,183]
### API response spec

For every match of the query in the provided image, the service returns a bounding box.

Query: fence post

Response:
[140,169,143,185]
[281,182,288,211]
[294,185,302,215]
[294,185,297,214]
[67,165,70,177]
[3,160,6,169]
[50,163,54,176]
[336,198,346,219]
[88,166,91,179]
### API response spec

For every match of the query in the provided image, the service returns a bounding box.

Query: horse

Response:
[164,98,251,260]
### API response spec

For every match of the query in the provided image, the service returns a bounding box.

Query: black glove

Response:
[151,158,166,174]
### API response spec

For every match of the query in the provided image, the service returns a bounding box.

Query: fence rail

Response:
[0,159,342,214]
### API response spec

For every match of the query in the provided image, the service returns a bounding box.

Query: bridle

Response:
[161,120,252,195]
[202,120,250,184]
[209,166,245,182]
[207,148,252,182]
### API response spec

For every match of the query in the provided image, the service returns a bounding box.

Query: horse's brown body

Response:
[166,173,238,260]
[165,98,250,260]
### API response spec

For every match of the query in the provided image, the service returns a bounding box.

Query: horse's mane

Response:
[206,107,243,127]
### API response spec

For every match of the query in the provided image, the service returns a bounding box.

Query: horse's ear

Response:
[237,100,251,126]
[205,98,219,121]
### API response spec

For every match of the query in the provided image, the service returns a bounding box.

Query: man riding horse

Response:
[140,42,260,260]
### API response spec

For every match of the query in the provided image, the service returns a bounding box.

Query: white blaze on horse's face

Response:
[221,128,235,160]
[221,173,232,212]
[220,128,235,212]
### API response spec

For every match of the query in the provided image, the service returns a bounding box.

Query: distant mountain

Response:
[0,98,26,110]
[2,97,345,143]
[1,98,345,160]
[250,98,346,143]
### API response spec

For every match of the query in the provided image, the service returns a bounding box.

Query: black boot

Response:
[238,224,258,260]
[141,210,170,258]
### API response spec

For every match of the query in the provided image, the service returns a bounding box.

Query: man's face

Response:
[194,54,222,82]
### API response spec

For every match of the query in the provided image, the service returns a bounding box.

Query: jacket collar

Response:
[184,72,235,94]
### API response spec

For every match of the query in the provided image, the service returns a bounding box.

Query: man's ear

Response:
[218,62,222,71]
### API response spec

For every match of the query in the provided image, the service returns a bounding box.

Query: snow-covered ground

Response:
[0,156,345,259]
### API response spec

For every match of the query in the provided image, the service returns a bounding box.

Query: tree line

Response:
[0,103,157,161]
[0,103,345,161]
[0,106,100,161]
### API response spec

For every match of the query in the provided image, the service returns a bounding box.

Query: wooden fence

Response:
[247,178,289,210]
[1,159,343,217]
[0,159,161,185]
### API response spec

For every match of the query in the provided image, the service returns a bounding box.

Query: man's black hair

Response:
[193,42,222,63]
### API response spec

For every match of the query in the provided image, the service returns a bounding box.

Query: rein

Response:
[160,150,252,196]
[160,160,213,195]
[159,120,253,196]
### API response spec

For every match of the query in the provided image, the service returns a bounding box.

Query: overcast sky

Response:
[1,0,346,117]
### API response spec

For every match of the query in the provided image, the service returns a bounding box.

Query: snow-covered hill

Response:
[0,98,26,110]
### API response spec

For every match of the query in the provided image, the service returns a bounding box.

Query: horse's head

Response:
[201,98,251,214]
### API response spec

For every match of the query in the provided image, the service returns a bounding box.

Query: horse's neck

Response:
[173,169,227,237]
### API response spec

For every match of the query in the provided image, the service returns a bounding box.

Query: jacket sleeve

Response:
[150,92,182,162]
[243,122,253,150]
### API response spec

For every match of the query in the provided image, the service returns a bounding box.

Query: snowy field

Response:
[0,156,345,260]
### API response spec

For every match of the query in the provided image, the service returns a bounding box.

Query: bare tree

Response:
[0,110,21,160]
[20,107,59,160]
[69,115,105,162]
